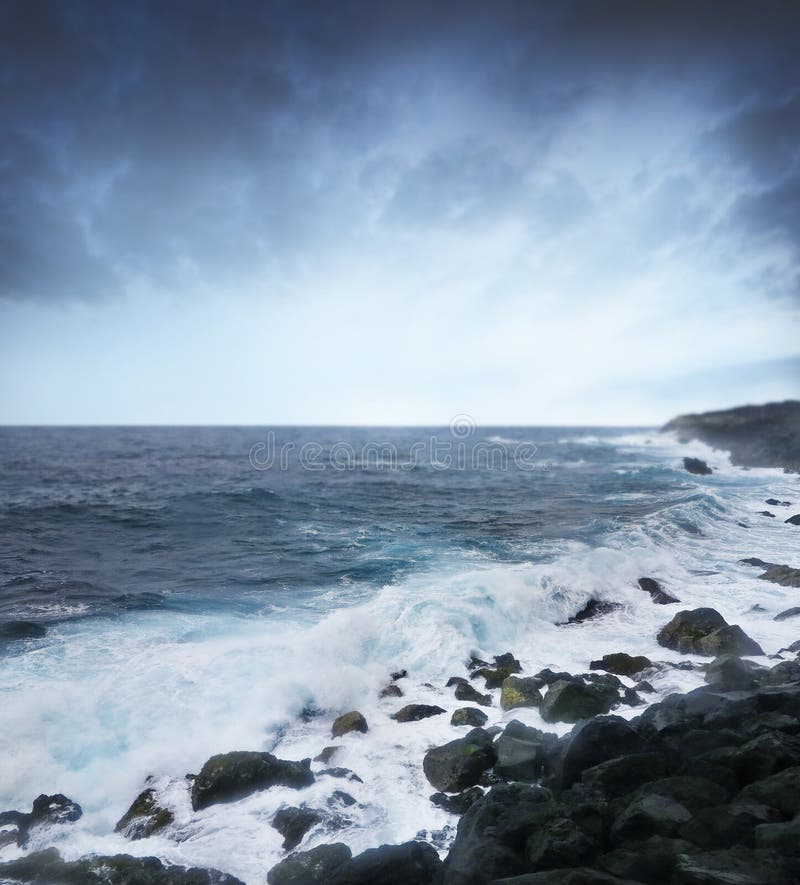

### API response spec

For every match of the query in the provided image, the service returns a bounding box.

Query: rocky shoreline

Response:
[2,419,800,884]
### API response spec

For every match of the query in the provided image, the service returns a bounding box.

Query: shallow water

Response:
[1,426,798,882]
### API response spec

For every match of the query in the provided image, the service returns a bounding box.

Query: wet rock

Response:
[272,806,323,850]
[430,787,484,815]
[610,793,692,844]
[442,782,554,885]
[0,848,244,884]
[563,599,624,624]
[337,840,442,885]
[683,456,712,475]
[494,720,561,781]
[704,654,767,691]
[267,843,352,885]
[467,655,490,670]
[775,607,800,621]
[454,682,492,706]
[329,790,356,807]
[28,794,82,828]
[590,653,652,678]
[540,679,617,724]
[379,684,403,698]
[471,667,517,689]
[638,776,730,814]
[191,751,314,811]
[680,802,780,849]
[759,510,776,517]
[581,753,667,799]
[318,768,363,782]
[500,676,543,710]
[332,711,368,738]
[634,679,655,693]
[314,747,338,764]
[759,565,800,587]
[598,835,694,883]
[755,814,800,855]
[446,676,469,687]
[560,716,644,788]
[526,816,598,871]
[656,608,764,656]
[672,846,798,885]
[762,659,800,685]
[451,707,488,727]
[786,514,800,525]
[391,704,446,722]
[115,788,174,840]
[423,728,498,793]
[737,766,800,816]
[637,577,680,605]
[391,669,408,681]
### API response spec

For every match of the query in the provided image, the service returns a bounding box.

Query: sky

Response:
[1,0,799,425]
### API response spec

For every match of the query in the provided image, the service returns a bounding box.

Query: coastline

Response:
[1,416,799,884]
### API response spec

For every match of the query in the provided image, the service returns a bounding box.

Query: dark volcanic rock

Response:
[775,607,800,621]
[637,577,680,604]
[540,679,617,723]
[379,684,403,698]
[672,846,799,885]
[759,510,776,517]
[0,848,243,884]
[758,565,800,587]
[680,802,780,849]
[610,793,692,844]
[500,676,543,710]
[656,608,763,656]
[786,514,800,525]
[431,787,484,815]
[391,704,446,722]
[663,401,800,472]
[331,711,368,738]
[423,728,497,792]
[581,753,667,799]
[272,806,323,850]
[738,766,800,816]
[267,843,352,885]
[704,654,767,691]
[1,794,83,847]
[442,782,554,885]
[683,456,712,475]
[525,815,599,871]
[471,666,517,689]
[494,720,560,781]
[563,599,623,624]
[336,840,442,885]
[115,788,173,840]
[191,751,314,811]
[560,716,644,788]
[590,653,652,677]
[454,682,492,706]
[451,707,488,727]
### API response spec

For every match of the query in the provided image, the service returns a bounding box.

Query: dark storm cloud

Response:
[1,0,799,302]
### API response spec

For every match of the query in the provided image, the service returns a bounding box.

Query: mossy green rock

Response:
[657,609,763,656]
[115,788,174,840]
[423,728,498,792]
[500,676,543,711]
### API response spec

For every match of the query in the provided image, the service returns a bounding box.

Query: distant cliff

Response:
[662,400,800,473]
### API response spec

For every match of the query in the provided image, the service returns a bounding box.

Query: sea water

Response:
[0,426,798,883]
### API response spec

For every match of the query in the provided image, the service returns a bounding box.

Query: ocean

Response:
[1,425,798,883]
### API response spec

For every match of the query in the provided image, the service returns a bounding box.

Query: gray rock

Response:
[451,707,488,727]
[683,456,712,475]
[704,654,767,690]
[267,843,352,885]
[494,720,560,781]
[637,577,680,605]
[423,728,497,793]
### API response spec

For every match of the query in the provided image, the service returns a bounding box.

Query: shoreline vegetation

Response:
[1,404,800,884]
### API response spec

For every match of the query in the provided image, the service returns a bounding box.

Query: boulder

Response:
[683,456,712,475]
[451,707,488,728]
[336,840,442,885]
[379,684,403,698]
[560,717,644,788]
[589,653,652,678]
[638,776,730,814]
[267,843,352,885]
[471,667,518,689]
[114,788,173,840]
[672,846,798,884]
[391,704,446,722]
[759,565,800,588]
[755,814,800,855]
[442,783,554,885]
[423,728,497,793]
[656,608,763,656]
[637,578,680,605]
[609,793,692,844]
[332,711,368,738]
[540,679,617,724]
[581,753,667,799]
[191,751,314,811]
[704,654,767,691]
[525,816,599,871]
[760,511,776,517]
[680,802,780,849]
[430,787,484,815]
[0,848,243,884]
[494,720,561,781]
[786,514,800,525]
[454,682,492,706]
[563,600,623,624]
[272,806,323,850]
[737,766,800,816]
[598,835,694,883]
[500,676,543,710]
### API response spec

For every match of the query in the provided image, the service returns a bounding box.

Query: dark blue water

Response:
[0,425,675,627]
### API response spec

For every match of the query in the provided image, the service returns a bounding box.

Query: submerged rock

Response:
[0,621,47,641]
[638,577,680,605]
[191,751,314,811]
[272,806,323,850]
[656,608,764,656]
[331,711,368,738]
[391,704,446,722]
[683,456,712,475]
[423,728,497,793]
[115,788,173,840]
[563,599,623,624]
